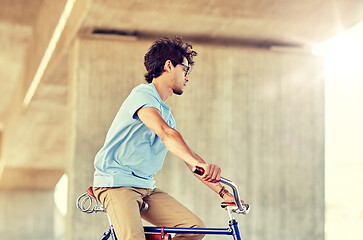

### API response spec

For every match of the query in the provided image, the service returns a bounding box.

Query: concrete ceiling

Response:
[0,0,44,126]
[83,0,363,46]
[0,0,363,189]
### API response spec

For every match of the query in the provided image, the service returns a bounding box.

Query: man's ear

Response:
[163,60,173,73]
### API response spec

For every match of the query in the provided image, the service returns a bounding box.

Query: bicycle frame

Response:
[143,213,243,240]
[99,207,242,240]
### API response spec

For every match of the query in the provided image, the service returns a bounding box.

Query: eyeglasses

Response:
[178,63,190,77]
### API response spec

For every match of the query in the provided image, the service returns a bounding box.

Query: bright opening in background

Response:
[54,174,68,216]
[313,21,363,240]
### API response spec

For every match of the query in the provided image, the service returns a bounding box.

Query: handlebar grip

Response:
[193,166,205,175]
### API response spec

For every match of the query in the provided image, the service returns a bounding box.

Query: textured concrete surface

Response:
[66,38,324,240]
[0,190,55,239]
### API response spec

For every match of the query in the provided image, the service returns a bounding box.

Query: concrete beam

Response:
[0,59,68,189]
[0,0,91,190]
[0,167,63,190]
[23,0,92,106]
[0,0,43,25]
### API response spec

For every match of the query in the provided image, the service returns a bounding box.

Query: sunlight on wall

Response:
[313,21,363,240]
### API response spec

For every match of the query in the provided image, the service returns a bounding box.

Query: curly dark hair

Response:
[144,37,198,83]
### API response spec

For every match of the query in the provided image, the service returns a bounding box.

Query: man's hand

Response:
[222,191,237,203]
[195,163,221,183]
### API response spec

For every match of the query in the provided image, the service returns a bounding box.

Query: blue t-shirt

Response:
[93,83,175,189]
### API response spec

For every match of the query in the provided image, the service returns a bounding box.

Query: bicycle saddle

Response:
[87,187,96,199]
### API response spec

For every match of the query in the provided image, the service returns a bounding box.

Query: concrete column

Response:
[158,45,324,240]
[66,37,148,239]
[66,37,324,240]
[0,190,54,240]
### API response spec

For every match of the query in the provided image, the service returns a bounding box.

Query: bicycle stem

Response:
[219,177,245,212]
[193,166,248,213]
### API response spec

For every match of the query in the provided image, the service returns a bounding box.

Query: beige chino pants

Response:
[93,187,205,240]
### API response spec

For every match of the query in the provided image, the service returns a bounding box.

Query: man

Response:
[93,37,235,240]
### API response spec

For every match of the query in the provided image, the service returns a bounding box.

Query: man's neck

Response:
[152,77,173,102]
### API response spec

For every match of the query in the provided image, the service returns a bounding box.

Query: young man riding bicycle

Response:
[93,37,240,240]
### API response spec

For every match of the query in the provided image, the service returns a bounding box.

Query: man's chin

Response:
[173,89,184,95]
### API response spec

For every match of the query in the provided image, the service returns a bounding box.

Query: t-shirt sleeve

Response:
[124,88,161,119]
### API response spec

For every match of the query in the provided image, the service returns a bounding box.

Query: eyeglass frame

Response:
[178,63,191,77]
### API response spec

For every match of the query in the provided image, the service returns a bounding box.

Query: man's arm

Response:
[136,107,221,183]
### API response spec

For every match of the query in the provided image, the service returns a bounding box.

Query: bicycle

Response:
[76,166,250,240]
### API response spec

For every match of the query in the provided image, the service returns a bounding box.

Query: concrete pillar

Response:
[0,190,55,239]
[66,37,148,239]
[158,45,324,240]
[66,37,324,240]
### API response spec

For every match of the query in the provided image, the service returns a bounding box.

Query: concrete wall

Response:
[66,37,324,240]
[66,37,149,240]
[158,44,325,240]
[0,190,55,240]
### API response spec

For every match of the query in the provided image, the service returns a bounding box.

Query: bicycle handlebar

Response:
[193,166,250,215]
